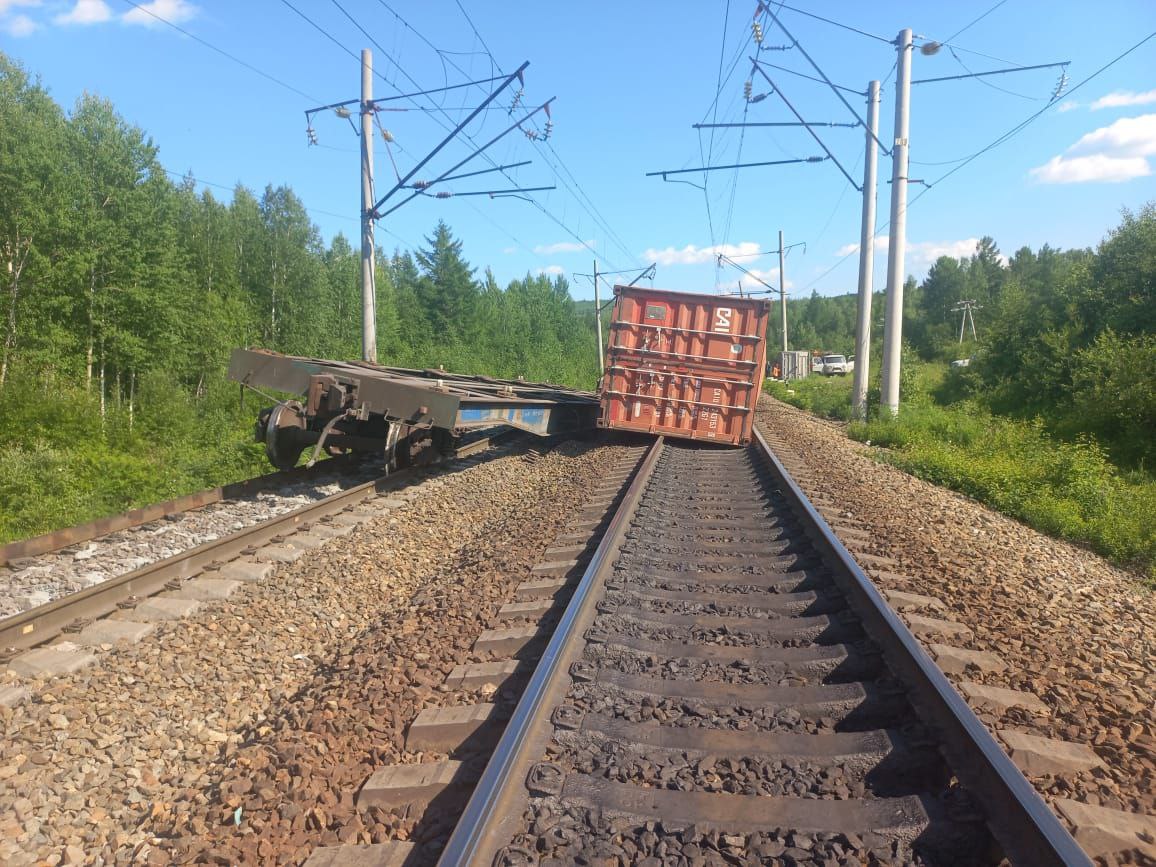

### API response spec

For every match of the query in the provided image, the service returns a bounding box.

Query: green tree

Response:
[414,220,478,340]
[0,56,72,386]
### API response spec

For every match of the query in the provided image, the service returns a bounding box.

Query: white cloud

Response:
[643,241,761,267]
[2,11,37,34]
[53,0,110,24]
[501,246,517,254]
[537,265,565,276]
[1056,100,1080,113]
[837,236,1006,269]
[1030,154,1151,184]
[122,0,197,25]
[532,240,593,255]
[1030,113,1156,184]
[836,237,889,257]
[1091,89,1156,111]
[1067,113,1156,158]
[0,0,39,15]
[908,238,999,268]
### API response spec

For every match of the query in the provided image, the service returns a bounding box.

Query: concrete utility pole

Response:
[880,29,912,416]
[593,259,605,377]
[777,229,788,353]
[360,49,378,364]
[851,80,881,420]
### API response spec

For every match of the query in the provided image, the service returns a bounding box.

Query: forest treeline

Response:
[770,210,1156,470]
[0,53,598,540]
[0,54,599,401]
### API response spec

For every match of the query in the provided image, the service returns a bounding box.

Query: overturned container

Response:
[597,285,770,446]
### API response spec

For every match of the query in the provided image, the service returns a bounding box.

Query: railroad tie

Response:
[405,704,501,753]
[300,842,416,867]
[1054,800,1156,858]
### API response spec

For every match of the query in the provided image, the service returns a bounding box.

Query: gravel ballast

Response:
[0,464,377,618]
[756,396,1156,824]
[0,440,628,865]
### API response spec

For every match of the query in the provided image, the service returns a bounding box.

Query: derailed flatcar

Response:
[597,285,769,447]
[229,348,599,469]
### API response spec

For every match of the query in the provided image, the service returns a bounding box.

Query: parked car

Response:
[821,354,853,376]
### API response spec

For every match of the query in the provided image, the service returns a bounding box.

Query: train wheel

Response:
[263,401,307,470]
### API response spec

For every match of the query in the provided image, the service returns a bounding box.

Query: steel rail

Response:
[751,427,1089,866]
[0,431,515,653]
[0,457,364,567]
[437,428,1090,866]
[437,437,665,866]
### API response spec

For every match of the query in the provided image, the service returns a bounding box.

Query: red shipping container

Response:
[598,285,770,446]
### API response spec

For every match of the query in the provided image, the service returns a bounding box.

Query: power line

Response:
[914,52,1068,103]
[920,28,1156,193]
[721,61,754,251]
[158,167,418,249]
[802,28,1156,294]
[438,32,639,268]
[286,2,610,270]
[117,0,320,102]
[413,13,637,270]
[704,0,733,270]
[762,6,889,152]
[753,58,864,96]
[751,62,860,190]
[359,0,635,270]
[772,2,893,45]
[453,0,498,62]
[280,0,363,66]
[942,0,1010,45]
[913,59,1070,86]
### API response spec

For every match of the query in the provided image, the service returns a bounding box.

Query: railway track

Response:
[0,429,519,678]
[305,430,1099,866]
[4,424,1148,864]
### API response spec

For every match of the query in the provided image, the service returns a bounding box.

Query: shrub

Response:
[845,401,1156,584]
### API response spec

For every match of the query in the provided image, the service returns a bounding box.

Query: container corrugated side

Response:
[778,349,811,380]
[598,286,769,446]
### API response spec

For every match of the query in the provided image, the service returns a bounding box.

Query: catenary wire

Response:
[158,167,418,249]
[773,2,893,44]
[920,29,1156,192]
[362,2,635,269]
[286,0,620,269]
[942,0,1010,46]
[118,0,320,102]
[413,11,638,269]
[945,47,1044,101]
[801,29,1156,293]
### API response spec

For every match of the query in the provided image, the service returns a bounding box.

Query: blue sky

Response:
[3,0,1155,301]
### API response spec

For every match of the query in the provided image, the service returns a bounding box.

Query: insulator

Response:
[435,191,452,199]
[334,106,352,119]
[752,21,763,42]
[750,93,766,103]
[524,128,538,141]
[412,180,430,190]
[306,126,318,146]
[380,128,395,142]
[743,80,753,100]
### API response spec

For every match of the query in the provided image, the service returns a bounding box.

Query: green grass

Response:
[765,374,856,420]
[765,373,1156,585]
[0,374,269,544]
